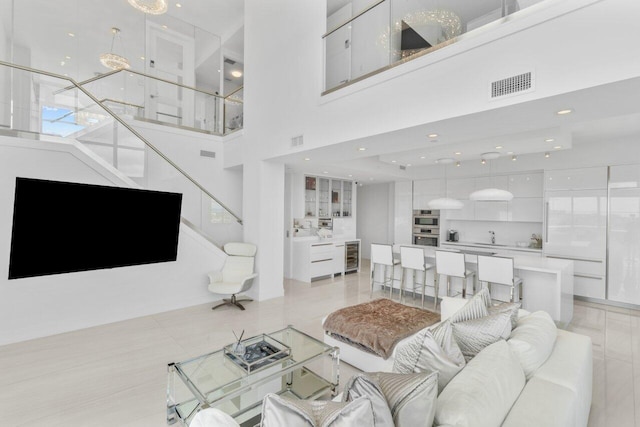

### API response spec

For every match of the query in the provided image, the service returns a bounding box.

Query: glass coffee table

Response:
[166,326,340,426]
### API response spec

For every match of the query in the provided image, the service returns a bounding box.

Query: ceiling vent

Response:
[490,71,533,99]
[200,150,216,159]
[224,58,236,65]
[399,165,407,170]
[291,135,304,147]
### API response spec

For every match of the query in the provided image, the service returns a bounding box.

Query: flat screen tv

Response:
[8,178,182,279]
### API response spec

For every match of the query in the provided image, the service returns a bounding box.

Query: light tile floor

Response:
[0,260,638,426]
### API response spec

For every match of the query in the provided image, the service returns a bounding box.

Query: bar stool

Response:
[477,255,522,303]
[399,246,437,309]
[370,243,400,299]
[435,250,476,298]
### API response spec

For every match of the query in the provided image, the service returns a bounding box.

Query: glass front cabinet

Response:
[305,175,353,217]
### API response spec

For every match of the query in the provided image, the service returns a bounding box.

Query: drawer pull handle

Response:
[546,255,603,263]
[312,259,332,263]
[574,273,603,280]
[312,243,333,247]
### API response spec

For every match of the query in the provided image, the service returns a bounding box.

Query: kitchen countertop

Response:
[292,236,360,244]
[440,241,543,254]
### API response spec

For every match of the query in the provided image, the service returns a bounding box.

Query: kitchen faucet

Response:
[489,230,496,244]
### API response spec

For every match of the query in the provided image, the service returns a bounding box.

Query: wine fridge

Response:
[345,241,360,273]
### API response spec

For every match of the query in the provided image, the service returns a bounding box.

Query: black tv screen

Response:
[8,178,182,279]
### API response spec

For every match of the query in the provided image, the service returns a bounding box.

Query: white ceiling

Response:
[280,77,640,184]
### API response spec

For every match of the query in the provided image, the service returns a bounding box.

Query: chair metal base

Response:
[211,294,253,311]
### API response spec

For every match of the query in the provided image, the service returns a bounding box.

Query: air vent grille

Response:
[224,58,236,65]
[491,72,533,98]
[200,150,216,159]
[291,135,304,147]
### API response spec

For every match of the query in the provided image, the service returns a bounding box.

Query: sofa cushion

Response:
[261,393,375,427]
[343,371,438,427]
[447,288,491,324]
[532,329,593,427]
[435,340,525,427]
[501,377,576,427]
[507,311,557,379]
[488,301,521,329]
[393,324,465,393]
[451,310,513,361]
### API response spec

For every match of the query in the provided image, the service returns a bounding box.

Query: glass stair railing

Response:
[57,68,243,136]
[0,60,243,247]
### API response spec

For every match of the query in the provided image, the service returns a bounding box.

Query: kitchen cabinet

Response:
[446,178,476,199]
[442,199,475,221]
[475,201,509,221]
[508,173,543,197]
[394,181,413,245]
[413,179,444,209]
[545,167,607,191]
[333,243,345,275]
[509,198,543,222]
[304,175,353,217]
[474,175,509,191]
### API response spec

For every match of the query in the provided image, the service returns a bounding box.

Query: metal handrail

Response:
[0,60,243,225]
[56,68,243,102]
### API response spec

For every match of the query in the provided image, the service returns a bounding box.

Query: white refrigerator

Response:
[544,189,608,299]
[608,165,640,305]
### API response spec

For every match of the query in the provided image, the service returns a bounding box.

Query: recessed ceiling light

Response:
[544,152,551,158]
[304,157,310,161]
[60,61,65,66]
[348,174,353,177]
[545,138,555,142]
[162,25,168,29]
[454,151,461,155]
[556,109,573,115]
[420,156,426,159]
[65,55,71,60]
[323,171,329,174]
[175,2,182,7]
[358,147,366,151]
[554,145,562,149]
[391,160,396,163]
[436,158,455,164]
[507,151,514,155]
[428,133,438,138]
[140,56,145,60]
[217,69,221,72]
[481,159,486,165]
[406,164,411,167]
[495,145,503,149]
[231,70,243,78]
[456,161,461,167]
[511,155,517,161]
[68,32,75,37]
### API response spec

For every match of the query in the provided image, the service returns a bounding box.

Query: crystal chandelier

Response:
[99,28,130,70]
[127,0,168,15]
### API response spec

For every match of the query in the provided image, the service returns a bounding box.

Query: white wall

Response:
[357,182,394,259]
[0,136,227,345]
[245,0,639,161]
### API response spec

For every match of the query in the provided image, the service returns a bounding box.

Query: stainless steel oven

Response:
[413,235,439,247]
[414,216,439,227]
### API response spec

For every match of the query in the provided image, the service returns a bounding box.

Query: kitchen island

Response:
[375,245,573,326]
[292,237,361,283]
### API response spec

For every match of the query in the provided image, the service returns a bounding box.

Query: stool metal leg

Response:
[421,269,426,308]
[370,263,376,298]
[446,276,451,297]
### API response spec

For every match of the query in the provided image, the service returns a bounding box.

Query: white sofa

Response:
[323,296,593,427]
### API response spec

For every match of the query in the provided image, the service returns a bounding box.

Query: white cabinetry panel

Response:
[545,167,607,191]
[442,199,475,220]
[508,173,543,197]
[475,201,509,221]
[509,198,543,222]
[447,178,475,199]
[333,243,345,274]
[413,179,444,209]
[475,175,509,191]
[394,181,413,245]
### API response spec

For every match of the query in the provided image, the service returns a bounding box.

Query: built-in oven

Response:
[414,216,439,227]
[413,235,439,247]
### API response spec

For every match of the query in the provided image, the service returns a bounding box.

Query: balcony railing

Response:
[0,60,243,247]
[323,0,543,93]
[56,68,243,136]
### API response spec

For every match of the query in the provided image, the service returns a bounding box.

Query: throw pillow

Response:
[507,310,557,379]
[343,371,438,427]
[488,301,521,330]
[435,340,526,427]
[447,288,491,324]
[260,393,375,427]
[451,309,513,361]
[190,408,239,427]
[394,322,465,393]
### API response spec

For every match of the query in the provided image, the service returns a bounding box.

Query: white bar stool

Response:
[399,246,437,309]
[370,243,400,299]
[435,250,475,298]
[477,255,523,303]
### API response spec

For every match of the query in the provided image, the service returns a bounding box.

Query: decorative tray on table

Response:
[223,334,291,374]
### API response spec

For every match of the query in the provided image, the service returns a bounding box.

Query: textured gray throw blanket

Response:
[323,298,440,359]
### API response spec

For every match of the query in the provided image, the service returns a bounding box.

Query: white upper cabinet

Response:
[509,198,543,222]
[413,179,444,209]
[474,175,509,191]
[545,167,607,191]
[508,173,543,197]
[609,164,640,188]
[442,199,475,220]
[475,201,509,221]
[446,178,475,199]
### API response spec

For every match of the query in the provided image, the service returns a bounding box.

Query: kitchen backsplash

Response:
[445,220,543,247]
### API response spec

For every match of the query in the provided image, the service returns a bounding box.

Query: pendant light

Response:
[428,158,463,210]
[469,152,514,201]
[127,0,168,15]
[99,28,130,70]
